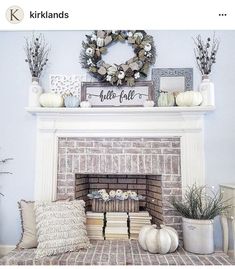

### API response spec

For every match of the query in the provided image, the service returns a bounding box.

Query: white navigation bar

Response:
[0,0,234,30]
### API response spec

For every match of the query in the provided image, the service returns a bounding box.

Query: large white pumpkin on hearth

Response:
[138,224,179,254]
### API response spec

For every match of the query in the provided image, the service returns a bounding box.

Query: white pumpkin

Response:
[115,189,123,197]
[109,190,116,198]
[122,192,129,200]
[98,189,106,195]
[138,224,179,254]
[130,191,137,199]
[176,91,203,106]
[157,92,175,107]
[160,225,179,253]
[97,37,104,47]
[143,100,155,107]
[101,193,109,201]
[39,93,64,108]
[138,225,155,250]
[80,100,91,108]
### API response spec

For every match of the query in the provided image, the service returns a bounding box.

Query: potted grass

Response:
[171,184,230,254]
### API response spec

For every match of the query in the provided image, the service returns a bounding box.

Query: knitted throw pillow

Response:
[34,200,90,258]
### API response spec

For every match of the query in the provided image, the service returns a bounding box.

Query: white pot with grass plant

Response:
[171,184,230,255]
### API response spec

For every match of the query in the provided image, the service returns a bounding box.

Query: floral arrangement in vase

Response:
[193,34,219,76]
[87,189,145,202]
[25,34,50,79]
[193,34,220,106]
[24,33,50,107]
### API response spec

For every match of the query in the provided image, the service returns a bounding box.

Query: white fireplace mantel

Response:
[26,106,214,115]
[26,106,215,200]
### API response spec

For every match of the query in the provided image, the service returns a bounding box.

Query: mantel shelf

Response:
[25,106,215,116]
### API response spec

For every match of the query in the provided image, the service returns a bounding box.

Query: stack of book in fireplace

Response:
[86,211,104,240]
[105,212,128,240]
[129,211,152,239]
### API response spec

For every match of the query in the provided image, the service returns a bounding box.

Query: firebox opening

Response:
[75,173,163,225]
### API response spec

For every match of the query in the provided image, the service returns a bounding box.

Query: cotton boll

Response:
[127,31,133,37]
[91,34,97,41]
[144,43,152,52]
[134,72,140,79]
[106,75,112,82]
[117,71,125,80]
[85,48,94,57]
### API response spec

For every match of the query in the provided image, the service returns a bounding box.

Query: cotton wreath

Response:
[80,30,156,86]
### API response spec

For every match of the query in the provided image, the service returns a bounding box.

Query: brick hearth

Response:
[0,241,234,265]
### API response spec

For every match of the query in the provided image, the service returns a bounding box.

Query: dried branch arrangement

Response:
[24,34,50,79]
[193,34,220,76]
[0,157,13,196]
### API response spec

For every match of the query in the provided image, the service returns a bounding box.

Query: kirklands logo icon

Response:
[6,6,24,24]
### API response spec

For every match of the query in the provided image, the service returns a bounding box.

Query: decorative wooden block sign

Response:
[81,81,154,107]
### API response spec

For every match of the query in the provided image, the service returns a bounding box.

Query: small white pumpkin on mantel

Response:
[176,91,203,107]
[143,99,155,107]
[157,91,175,107]
[39,93,64,108]
[80,100,91,108]
[138,224,179,254]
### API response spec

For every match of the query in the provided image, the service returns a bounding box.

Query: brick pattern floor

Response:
[0,240,234,265]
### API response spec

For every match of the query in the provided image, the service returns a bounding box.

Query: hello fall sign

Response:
[81,81,154,107]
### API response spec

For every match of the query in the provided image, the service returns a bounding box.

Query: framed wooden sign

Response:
[80,81,154,107]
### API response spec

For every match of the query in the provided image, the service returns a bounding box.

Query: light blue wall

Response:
[0,31,235,249]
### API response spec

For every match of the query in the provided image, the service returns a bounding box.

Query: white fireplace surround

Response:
[26,106,215,200]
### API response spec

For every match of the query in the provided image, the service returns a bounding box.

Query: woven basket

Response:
[92,199,139,212]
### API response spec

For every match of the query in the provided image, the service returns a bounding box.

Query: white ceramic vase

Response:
[182,217,214,254]
[28,77,43,107]
[199,75,215,106]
